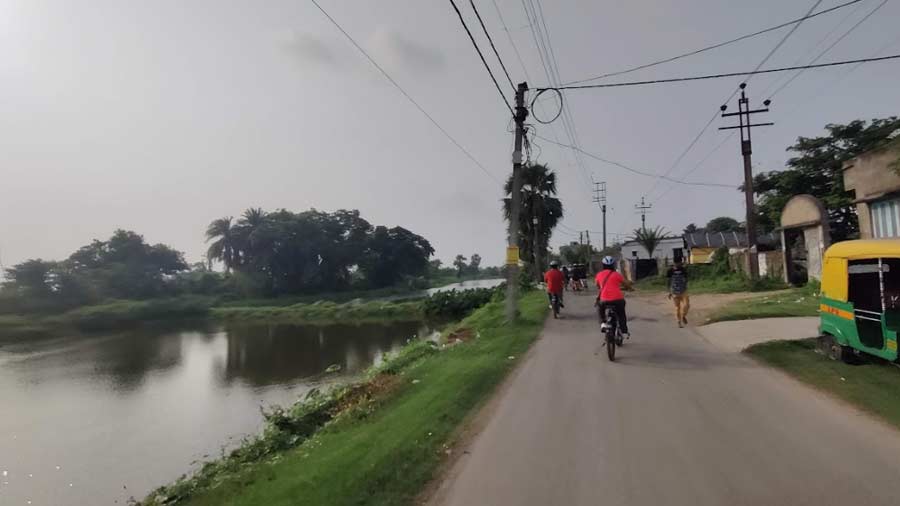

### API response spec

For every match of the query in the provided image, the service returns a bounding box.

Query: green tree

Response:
[705,216,742,233]
[753,117,900,241]
[631,226,668,258]
[359,226,434,288]
[503,163,564,279]
[469,253,482,275]
[683,223,699,234]
[559,242,594,265]
[205,217,238,272]
[453,255,468,278]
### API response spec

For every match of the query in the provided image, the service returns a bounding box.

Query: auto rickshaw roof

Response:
[824,239,900,260]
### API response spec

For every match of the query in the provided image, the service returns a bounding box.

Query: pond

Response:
[0,320,434,505]
[426,278,505,295]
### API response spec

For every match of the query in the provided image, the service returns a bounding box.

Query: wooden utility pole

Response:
[506,82,528,321]
[719,83,773,280]
[592,181,607,250]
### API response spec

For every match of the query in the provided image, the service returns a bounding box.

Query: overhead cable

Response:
[563,0,865,86]
[309,0,501,184]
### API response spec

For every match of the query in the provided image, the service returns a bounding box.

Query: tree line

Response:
[0,208,437,313]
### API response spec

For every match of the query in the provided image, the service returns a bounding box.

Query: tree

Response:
[359,226,434,288]
[468,253,482,275]
[631,226,668,258]
[753,117,900,241]
[503,164,564,279]
[453,255,468,278]
[559,242,594,265]
[683,223,699,234]
[205,217,238,272]
[705,216,742,233]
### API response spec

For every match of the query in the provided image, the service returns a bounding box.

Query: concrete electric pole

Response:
[635,197,652,232]
[719,83,773,280]
[592,181,607,250]
[506,82,529,321]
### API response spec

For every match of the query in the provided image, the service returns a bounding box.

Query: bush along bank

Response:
[139,290,548,506]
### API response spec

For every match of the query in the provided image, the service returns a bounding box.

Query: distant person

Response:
[561,265,571,291]
[544,261,565,309]
[667,258,690,327]
[595,256,630,337]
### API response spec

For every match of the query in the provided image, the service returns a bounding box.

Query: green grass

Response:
[0,296,214,339]
[636,265,787,294]
[212,299,424,324]
[746,339,900,430]
[143,291,548,506]
[706,287,819,323]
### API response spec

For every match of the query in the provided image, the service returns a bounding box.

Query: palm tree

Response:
[632,226,668,258]
[205,217,237,272]
[503,164,564,278]
[235,207,269,268]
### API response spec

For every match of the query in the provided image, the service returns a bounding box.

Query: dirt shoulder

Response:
[631,289,765,326]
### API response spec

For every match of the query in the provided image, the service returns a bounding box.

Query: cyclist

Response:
[544,261,565,309]
[595,256,630,338]
[561,265,571,291]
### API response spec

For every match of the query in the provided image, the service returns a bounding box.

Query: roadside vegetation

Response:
[636,251,788,295]
[706,284,819,323]
[141,290,548,506]
[746,339,900,430]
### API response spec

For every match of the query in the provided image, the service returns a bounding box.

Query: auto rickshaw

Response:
[819,239,900,362]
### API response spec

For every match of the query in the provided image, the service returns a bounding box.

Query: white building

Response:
[620,237,685,262]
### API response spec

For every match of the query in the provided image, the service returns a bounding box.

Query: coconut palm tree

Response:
[503,163,564,278]
[631,226,668,258]
[235,207,269,268]
[205,217,237,272]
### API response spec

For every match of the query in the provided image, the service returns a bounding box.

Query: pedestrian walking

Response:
[667,258,689,327]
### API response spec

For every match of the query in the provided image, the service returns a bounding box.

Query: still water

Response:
[0,320,433,505]
[425,278,504,295]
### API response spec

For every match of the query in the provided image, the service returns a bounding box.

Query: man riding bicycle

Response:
[544,261,565,309]
[595,256,630,338]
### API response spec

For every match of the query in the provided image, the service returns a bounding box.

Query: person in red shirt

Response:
[544,260,565,309]
[595,256,631,337]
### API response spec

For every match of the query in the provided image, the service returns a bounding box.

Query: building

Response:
[620,237,685,262]
[683,231,779,264]
[843,138,900,238]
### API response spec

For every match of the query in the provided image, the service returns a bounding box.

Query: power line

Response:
[468,0,516,90]
[563,0,867,86]
[643,1,821,199]
[534,133,738,188]
[309,0,500,184]
[651,132,734,203]
[768,0,889,99]
[448,0,514,115]
[490,0,572,178]
[521,0,595,192]
[537,54,900,90]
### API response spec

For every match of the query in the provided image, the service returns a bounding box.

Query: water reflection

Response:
[217,321,427,387]
[0,319,429,506]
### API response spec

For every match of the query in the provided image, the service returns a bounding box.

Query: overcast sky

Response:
[2,0,899,270]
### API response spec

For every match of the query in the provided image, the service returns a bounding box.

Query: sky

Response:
[1,0,899,271]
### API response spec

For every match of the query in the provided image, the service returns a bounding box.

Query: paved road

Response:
[429,293,900,506]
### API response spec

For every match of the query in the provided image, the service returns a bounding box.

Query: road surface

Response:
[428,292,900,506]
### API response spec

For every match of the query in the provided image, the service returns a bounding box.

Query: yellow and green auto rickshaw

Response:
[819,239,900,362]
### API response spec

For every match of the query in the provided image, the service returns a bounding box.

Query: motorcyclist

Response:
[595,256,630,337]
[544,260,565,309]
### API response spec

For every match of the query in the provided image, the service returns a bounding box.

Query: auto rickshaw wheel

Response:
[818,334,847,362]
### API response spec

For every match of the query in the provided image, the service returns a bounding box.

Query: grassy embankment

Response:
[141,291,548,506]
[706,285,820,323]
[0,296,425,340]
[746,339,900,430]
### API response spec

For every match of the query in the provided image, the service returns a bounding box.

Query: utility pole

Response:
[719,83,773,280]
[592,181,607,250]
[506,82,528,321]
[635,197,652,231]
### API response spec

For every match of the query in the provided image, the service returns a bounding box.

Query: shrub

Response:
[422,288,497,319]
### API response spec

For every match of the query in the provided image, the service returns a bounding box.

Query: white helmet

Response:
[601,255,616,267]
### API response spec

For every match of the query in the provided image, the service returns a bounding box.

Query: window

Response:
[871,198,900,238]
